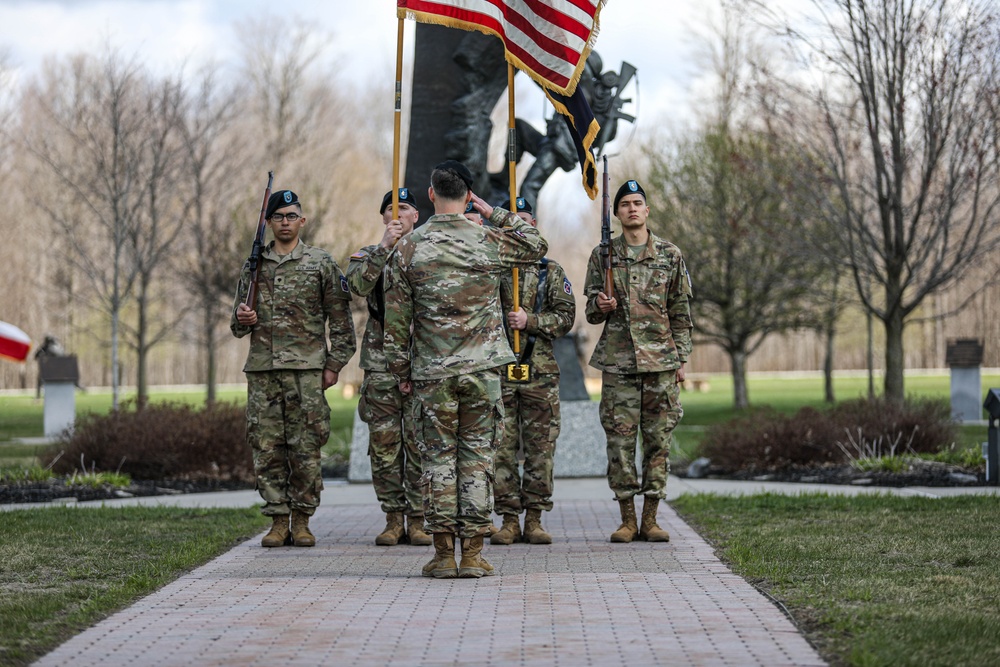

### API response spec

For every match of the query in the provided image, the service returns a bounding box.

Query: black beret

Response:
[500,197,533,214]
[380,187,418,214]
[464,200,478,214]
[266,190,299,219]
[613,180,646,210]
[434,159,474,190]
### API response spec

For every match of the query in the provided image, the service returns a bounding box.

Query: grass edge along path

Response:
[0,506,269,667]
[671,493,1000,667]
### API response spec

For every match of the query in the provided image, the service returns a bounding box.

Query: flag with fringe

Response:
[398,0,604,198]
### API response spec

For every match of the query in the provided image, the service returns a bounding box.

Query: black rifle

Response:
[243,171,274,309]
[600,156,613,296]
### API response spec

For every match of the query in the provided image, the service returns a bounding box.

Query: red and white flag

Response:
[397,0,605,96]
[0,321,32,363]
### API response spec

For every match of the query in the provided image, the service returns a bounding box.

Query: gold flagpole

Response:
[507,63,520,354]
[392,17,405,221]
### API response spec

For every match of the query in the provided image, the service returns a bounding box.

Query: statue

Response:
[487,52,637,205]
[404,24,637,213]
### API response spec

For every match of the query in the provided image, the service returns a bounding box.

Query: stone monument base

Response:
[347,400,607,482]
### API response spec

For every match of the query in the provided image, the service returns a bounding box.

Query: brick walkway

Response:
[36,499,824,666]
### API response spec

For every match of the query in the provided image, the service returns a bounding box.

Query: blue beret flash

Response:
[400,188,408,199]
[628,181,638,192]
[283,191,293,203]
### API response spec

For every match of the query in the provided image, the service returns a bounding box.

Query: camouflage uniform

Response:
[495,258,575,515]
[383,208,548,538]
[231,241,356,517]
[584,231,692,500]
[347,243,422,516]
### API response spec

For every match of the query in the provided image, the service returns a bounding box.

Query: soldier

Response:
[347,188,431,547]
[584,179,692,543]
[383,160,547,578]
[491,197,575,546]
[232,189,356,548]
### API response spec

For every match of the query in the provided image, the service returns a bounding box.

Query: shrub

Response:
[40,401,253,483]
[699,397,959,473]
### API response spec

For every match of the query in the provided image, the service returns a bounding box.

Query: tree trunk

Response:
[136,278,149,409]
[866,309,875,400]
[823,320,835,403]
[729,348,749,410]
[205,299,217,407]
[883,307,905,403]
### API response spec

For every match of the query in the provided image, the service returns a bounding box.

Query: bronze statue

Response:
[404,24,637,214]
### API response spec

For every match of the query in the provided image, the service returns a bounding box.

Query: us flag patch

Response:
[563,277,573,295]
[350,251,367,260]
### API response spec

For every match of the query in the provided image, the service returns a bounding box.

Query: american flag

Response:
[397,0,605,97]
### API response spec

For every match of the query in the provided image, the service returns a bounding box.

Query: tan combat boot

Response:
[290,510,316,547]
[609,499,638,543]
[375,511,406,546]
[490,514,522,545]
[261,514,291,547]
[639,497,670,542]
[458,536,495,578]
[407,515,433,546]
[422,533,458,578]
[523,508,552,544]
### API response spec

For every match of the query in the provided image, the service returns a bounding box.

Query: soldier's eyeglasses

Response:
[270,213,301,222]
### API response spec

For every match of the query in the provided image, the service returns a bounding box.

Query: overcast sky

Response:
[3,1,726,131]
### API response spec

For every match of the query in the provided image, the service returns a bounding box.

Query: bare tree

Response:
[649,129,824,409]
[644,10,827,409]
[235,15,331,174]
[120,73,187,406]
[767,0,1000,401]
[21,51,152,409]
[177,66,252,405]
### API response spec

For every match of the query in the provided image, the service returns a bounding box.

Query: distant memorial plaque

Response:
[946,338,984,422]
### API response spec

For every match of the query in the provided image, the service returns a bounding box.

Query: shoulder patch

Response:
[563,276,573,295]
[350,250,367,260]
[340,275,349,292]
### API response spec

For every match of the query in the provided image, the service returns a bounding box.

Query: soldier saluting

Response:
[383,161,548,578]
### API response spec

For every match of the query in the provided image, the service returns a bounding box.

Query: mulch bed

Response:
[0,478,255,504]
[2,461,986,505]
[678,460,985,487]
[1,460,351,505]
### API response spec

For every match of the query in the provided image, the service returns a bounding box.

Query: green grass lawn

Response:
[671,493,1000,667]
[0,506,269,667]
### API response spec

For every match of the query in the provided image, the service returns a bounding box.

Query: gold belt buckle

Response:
[505,363,532,383]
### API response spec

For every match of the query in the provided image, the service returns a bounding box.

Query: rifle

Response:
[243,171,274,310]
[600,156,613,297]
